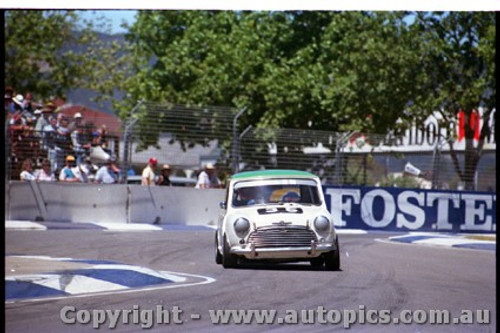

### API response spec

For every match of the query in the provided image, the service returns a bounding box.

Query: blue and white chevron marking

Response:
[386,233,496,251]
[5,255,215,302]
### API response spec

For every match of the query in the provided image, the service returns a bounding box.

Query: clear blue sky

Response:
[82,10,415,34]
[77,10,137,34]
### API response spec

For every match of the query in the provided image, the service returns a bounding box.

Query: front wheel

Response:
[215,233,222,265]
[222,235,238,268]
[324,237,341,271]
[310,257,324,267]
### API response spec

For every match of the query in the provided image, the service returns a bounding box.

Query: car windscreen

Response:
[232,179,321,207]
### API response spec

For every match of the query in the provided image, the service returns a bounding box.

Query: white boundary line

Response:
[336,229,368,235]
[5,221,47,230]
[374,237,496,253]
[91,223,164,231]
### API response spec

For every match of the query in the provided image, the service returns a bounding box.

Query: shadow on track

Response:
[222,260,343,272]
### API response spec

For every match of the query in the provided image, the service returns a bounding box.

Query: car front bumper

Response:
[230,242,337,259]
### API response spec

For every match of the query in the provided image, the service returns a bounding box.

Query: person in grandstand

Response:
[156,164,172,186]
[95,156,121,184]
[34,158,57,182]
[35,102,56,135]
[195,163,221,189]
[19,158,36,181]
[54,114,73,174]
[141,157,158,186]
[59,155,84,183]
[71,124,91,166]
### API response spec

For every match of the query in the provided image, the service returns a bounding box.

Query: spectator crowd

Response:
[5,86,118,183]
[6,86,226,188]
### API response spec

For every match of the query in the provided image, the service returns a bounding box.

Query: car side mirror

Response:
[219,202,227,209]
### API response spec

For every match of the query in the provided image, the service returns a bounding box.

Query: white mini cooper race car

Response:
[215,170,340,270]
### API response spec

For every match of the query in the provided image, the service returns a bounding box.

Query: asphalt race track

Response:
[5,228,496,332]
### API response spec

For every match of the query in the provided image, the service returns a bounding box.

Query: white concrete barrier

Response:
[9,181,493,234]
[148,186,225,225]
[7,182,42,221]
[128,185,164,224]
[39,183,129,223]
[6,181,225,226]
[128,185,225,225]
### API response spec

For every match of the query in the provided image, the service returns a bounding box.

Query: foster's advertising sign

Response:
[324,186,496,233]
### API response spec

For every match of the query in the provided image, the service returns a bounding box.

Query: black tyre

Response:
[324,237,341,271]
[222,235,238,268]
[310,257,324,267]
[215,233,222,265]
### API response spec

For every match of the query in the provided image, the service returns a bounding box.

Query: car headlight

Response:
[234,217,250,237]
[314,215,331,233]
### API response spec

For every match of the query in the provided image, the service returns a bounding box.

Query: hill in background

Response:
[65,32,127,115]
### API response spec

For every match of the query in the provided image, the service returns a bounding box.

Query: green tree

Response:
[117,11,420,150]
[410,12,495,190]
[4,10,125,103]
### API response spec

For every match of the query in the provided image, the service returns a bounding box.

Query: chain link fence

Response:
[5,102,496,191]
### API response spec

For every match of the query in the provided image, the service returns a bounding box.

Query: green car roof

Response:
[231,169,317,180]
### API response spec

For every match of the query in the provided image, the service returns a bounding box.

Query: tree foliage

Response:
[120,11,421,134]
[4,10,126,102]
[410,12,495,190]
[117,11,496,189]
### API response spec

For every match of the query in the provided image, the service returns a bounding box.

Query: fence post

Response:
[335,131,353,185]
[5,119,11,220]
[431,136,447,189]
[122,101,143,183]
[363,153,367,186]
[238,125,252,170]
[232,107,247,174]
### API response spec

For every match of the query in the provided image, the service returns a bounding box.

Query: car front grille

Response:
[248,225,317,248]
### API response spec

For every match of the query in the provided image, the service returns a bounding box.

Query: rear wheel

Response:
[222,235,238,268]
[324,237,341,271]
